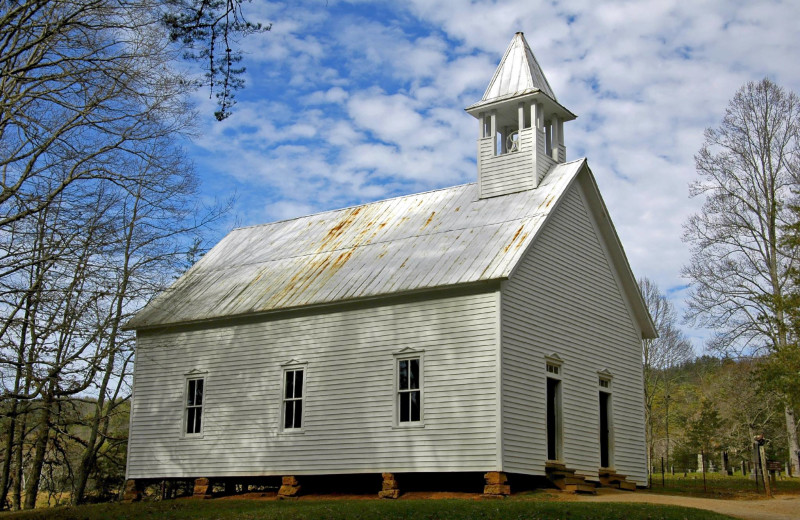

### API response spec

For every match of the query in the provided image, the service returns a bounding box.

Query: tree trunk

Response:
[1,293,34,509]
[72,350,116,505]
[786,405,800,476]
[0,400,19,509]
[11,401,28,511]
[73,188,138,505]
[22,397,51,510]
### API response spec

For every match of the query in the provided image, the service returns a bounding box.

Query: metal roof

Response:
[126,160,586,329]
[482,32,556,102]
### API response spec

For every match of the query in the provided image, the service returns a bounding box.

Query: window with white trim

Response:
[282,368,304,430]
[397,357,421,423]
[185,377,204,435]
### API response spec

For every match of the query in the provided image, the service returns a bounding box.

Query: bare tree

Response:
[68,147,225,505]
[0,0,241,507]
[639,277,693,474]
[682,78,800,475]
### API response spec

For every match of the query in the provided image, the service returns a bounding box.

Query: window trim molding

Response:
[545,353,563,380]
[279,361,307,434]
[182,371,208,439]
[598,369,613,390]
[393,348,425,428]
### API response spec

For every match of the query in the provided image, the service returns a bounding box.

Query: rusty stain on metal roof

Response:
[504,225,525,253]
[126,160,587,329]
[422,211,436,229]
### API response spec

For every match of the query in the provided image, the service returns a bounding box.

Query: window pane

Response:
[285,371,294,399]
[399,360,408,390]
[187,408,195,434]
[294,401,302,428]
[295,370,303,398]
[411,390,420,422]
[284,401,294,429]
[188,380,196,406]
[195,379,203,406]
[400,392,409,422]
[194,408,202,433]
[409,359,419,389]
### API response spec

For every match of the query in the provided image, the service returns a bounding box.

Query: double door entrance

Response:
[545,377,613,468]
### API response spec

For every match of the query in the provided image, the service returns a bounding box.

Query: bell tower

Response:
[466,33,576,199]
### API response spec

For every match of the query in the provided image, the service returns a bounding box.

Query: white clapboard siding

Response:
[127,291,500,479]
[536,130,556,182]
[500,182,648,485]
[478,129,536,198]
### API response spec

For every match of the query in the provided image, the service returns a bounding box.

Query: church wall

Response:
[500,179,648,485]
[127,290,500,479]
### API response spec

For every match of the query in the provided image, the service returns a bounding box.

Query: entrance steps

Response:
[597,468,636,491]
[545,462,596,494]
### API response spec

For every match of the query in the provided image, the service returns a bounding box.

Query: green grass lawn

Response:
[647,471,800,498]
[3,498,736,520]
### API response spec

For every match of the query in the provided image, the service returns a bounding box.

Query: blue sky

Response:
[186,0,800,350]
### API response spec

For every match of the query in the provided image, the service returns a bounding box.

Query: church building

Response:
[123,32,655,499]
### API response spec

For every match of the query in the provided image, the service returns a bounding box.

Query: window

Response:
[397,357,421,423]
[283,368,304,430]
[546,363,560,375]
[598,369,612,389]
[185,377,204,435]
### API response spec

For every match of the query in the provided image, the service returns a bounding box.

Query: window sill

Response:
[181,433,205,440]
[278,429,305,436]
[392,423,425,430]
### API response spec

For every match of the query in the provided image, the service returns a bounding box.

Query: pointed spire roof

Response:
[482,32,556,102]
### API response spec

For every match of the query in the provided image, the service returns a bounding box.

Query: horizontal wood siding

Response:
[128,292,499,478]
[500,183,647,485]
[479,129,535,198]
[536,130,556,182]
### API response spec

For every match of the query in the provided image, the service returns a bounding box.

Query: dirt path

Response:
[571,489,800,520]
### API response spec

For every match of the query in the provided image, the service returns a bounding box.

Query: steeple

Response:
[466,33,576,199]
[482,32,557,102]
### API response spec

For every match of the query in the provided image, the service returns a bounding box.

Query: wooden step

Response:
[545,462,568,471]
[565,483,597,494]
[599,474,627,485]
[596,467,636,491]
[545,465,576,478]
[550,476,586,490]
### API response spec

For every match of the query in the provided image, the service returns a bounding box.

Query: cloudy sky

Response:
[187,0,800,350]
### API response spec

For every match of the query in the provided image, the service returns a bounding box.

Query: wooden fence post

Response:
[758,444,772,498]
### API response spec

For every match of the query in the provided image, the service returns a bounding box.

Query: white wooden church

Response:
[124,33,655,499]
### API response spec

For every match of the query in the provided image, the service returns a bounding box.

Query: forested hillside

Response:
[647,356,794,475]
